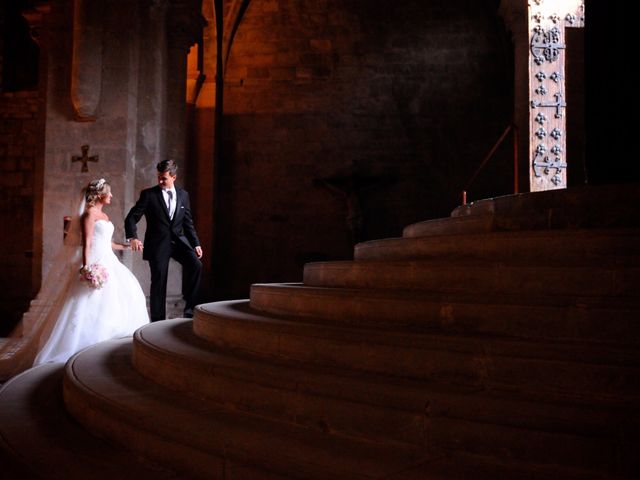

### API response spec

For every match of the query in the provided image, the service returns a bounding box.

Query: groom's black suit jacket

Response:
[124,185,200,262]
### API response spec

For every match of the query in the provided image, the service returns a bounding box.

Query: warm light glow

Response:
[186,44,200,103]
[187,44,199,76]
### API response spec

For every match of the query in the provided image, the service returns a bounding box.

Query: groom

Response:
[125,159,203,321]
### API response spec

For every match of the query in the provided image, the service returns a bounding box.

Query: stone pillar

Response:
[165,38,189,162]
[70,0,104,121]
[159,1,205,317]
[165,1,205,165]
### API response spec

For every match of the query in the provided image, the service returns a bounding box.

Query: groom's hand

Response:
[195,246,203,259]
[130,239,143,252]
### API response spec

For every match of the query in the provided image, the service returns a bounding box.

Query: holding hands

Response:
[129,238,201,259]
[130,238,144,252]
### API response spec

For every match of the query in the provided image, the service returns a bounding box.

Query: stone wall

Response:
[0,0,203,331]
[206,0,514,297]
[0,91,41,334]
[38,0,190,320]
[1,0,517,320]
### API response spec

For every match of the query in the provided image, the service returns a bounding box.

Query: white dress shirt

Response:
[162,187,176,219]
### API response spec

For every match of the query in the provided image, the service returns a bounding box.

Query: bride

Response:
[32,178,150,365]
[0,179,149,375]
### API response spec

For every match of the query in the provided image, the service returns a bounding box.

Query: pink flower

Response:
[79,263,109,289]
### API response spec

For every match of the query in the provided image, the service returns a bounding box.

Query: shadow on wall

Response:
[1,0,39,93]
[191,0,515,298]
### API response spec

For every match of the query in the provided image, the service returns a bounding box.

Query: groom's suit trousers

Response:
[149,236,202,321]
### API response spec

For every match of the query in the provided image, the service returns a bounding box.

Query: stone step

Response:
[403,214,497,238]
[386,452,622,480]
[356,228,640,265]
[453,183,640,220]
[5,357,607,479]
[302,261,640,298]
[191,307,638,476]
[134,318,638,469]
[133,319,428,448]
[64,339,427,480]
[404,184,640,237]
[0,360,612,480]
[0,363,177,480]
[0,338,35,382]
[193,301,640,404]
[249,283,640,345]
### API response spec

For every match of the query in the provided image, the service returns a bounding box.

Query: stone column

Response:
[161,1,205,317]
[165,1,205,165]
[70,0,104,121]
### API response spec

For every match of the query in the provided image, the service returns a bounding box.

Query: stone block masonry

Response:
[205,0,514,297]
[0,90,42,335]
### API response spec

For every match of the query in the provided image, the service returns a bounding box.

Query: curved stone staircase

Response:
[1,184,639,479]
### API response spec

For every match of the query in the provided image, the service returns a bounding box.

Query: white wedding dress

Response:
[33,220,149,365]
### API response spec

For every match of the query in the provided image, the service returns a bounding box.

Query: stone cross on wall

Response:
[72,144,99,172]
[528,0,584,191]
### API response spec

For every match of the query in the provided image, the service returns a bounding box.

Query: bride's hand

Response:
[130,239,143,252]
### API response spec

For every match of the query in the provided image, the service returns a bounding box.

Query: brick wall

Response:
[0,90,41,334]
[207,0,513,297]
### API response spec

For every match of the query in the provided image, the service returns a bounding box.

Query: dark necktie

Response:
[166,190,173,219]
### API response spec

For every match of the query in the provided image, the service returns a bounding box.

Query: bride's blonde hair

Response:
[85,178,110,207]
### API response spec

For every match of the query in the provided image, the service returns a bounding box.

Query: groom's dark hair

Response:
[157,159,178,176]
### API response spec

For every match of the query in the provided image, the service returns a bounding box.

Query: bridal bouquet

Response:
[79,263,109,289]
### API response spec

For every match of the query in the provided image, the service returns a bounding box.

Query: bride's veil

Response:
[0,193,86,379]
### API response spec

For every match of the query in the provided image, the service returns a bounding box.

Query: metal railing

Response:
[461,123,519,205]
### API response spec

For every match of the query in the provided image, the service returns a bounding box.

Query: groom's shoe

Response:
[184,309,194,318]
